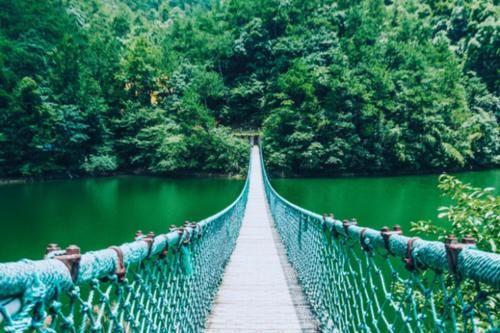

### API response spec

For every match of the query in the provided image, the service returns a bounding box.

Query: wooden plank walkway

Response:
[205,146,317,332]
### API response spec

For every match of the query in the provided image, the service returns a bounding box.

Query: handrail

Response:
[260,144,499,332]
[0,166,251,298]
[260,147,500,288]
[0,147,252,332]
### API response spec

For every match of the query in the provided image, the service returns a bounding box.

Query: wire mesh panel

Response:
[261,150,499,333]
[0,167,250,333]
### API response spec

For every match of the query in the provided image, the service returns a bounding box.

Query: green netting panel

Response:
[261,150,499,333]
[0,164,250,333]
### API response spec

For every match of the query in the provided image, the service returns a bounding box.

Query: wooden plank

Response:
[205,147,317,332]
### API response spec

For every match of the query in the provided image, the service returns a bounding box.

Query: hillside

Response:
[0,0,498,177]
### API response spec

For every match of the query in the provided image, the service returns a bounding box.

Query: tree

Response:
[118,37,161,105]
[0,77,57,176]
[0,0,497,178]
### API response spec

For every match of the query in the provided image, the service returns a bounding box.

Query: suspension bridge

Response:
[0,144,499,332]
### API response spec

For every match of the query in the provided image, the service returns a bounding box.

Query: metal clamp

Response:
[144,232,155,258]
[322,214,338,242]
[342,219,357,236]
[445,235,476,279]
[404,237,420,271]
[52,245,81,282]
[45,243,61,257]
[360,228,371,252]
[380,225,403,255]
[321,214,328,232]
[159,240,169,259]
[135,230,155,258]
[109,246,126,281]
[193,223,203,238]
[328,214,341,239]
[185,221,202,239]
[135,230,143,240]
[169,226,183,252]
[181,223,192,245]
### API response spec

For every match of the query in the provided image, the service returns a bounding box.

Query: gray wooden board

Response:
[205,147,318,332]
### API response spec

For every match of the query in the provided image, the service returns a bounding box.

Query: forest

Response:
[0,0,498,177]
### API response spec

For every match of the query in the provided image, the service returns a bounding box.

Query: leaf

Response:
[437,212,448,219]
[442,142,465,166]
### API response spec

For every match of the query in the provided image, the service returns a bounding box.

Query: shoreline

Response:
[1,165,498,185]
[266,165,500,179]
[0,170,247,185]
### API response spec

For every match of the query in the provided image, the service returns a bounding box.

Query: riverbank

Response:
[3,162,498,185]
[0,169,247,185]
[266,164,500,180]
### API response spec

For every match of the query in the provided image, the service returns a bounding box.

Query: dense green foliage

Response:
[411,174,499,252]
[0,0,248,177]
[257,0,499,174]
[409,174,499,323]
[0,0,498,177]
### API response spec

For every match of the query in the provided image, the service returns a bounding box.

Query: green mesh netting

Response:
[261,150,499,333]
[1,146,499,333]
[0,168,249,333]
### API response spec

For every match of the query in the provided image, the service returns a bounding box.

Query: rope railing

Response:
[0,156,251,333]
[260,148,499,332]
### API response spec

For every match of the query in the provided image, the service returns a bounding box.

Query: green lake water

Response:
[0,176,244,262]
[0,169,498,263]
[271,169,499,234]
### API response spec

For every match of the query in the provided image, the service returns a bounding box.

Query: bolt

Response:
[46,243,60,254]
[462,235,476,245]
[135,230,143,239]
[65,245,80,256]
[446,235,458,244]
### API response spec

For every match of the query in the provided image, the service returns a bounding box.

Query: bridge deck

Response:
[206,146,317,332]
